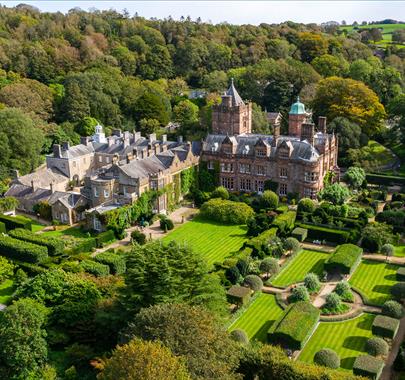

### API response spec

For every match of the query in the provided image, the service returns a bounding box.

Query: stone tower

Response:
[212,79,252,135]
[288,97,310,138]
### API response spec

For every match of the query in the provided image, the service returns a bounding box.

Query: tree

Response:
[311,77,386,136]
[382,300,403,319]
[288,285,309,303]
[304,273,320,293]
[361,222,395,252]
[134,93,171,127]
[259,257,279,279]
[312,54,348,77]
[225,266,241,285]
[298,32,329,62]
[344,167,366,189]
[0,298,48,379]
[252,103,270,134]
[0,257,13,283]
[393,30,405,43]
[173,100,199,126]
[202,71,228,92]
[211,186,229,200]
[297,198,316,214]
[97,339,190,380]
[139,118,160,134]
[260,190,279,210]
[120,241,227,316]
[76,116,98,137]
[318,183,350,205]
[63,81,90,123]
[243,275,263,291]
[283,237,300,255]
[370,28,383,42]
[325,292,341,310]
[381,243,394,257]
[122,304,240,380]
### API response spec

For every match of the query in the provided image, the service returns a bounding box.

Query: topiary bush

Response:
[380,243,394,257]
[397,268,405,282]
[304,273,321,293]
[366,337,389,357]
[259,257,279,278]
[334,280,354,302]
[131,230,146,245]
[211,186,229,200]
[372,315,400,338]
[80,260,110,277]
[353,355,384,379]
[314,348,340,369]
[200,198,255,224]
[291,227,308,242]
[325,293,341,310]
[260,190,279,210]
[230,329,249,344]
[159,216,174,231]
[382,300,404,319]
[391,282,405,301]
[243,274,263,292]
[297,198,316,214]
[283,237,301,254]
[288,285,310,303]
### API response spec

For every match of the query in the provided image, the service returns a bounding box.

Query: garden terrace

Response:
[324,244,363,275]
[271,250,330,288]
[228,293,284,342]
[161,216,248,267]
[268,301,320,350]
[299,313,375,370]
[349,260,399,306]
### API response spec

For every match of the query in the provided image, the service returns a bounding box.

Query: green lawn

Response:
[41,226,89,239]
[394,244,405,257]
[228,293,284,342]
[0,279,14,304]
[349,260,399,305]
[271,250,330,288]
[161,216,248,267]
[299,313,375,370]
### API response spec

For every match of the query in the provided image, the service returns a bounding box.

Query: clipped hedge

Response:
[314,348,340,369]
[291,227,307,242]
[94,252,126,275]
[324,244,363,275]
[200,198,255,224]
[295,223,351,244]
[272,211,296,234]
[71,238,97,254]
[397,267,405,282]
[353,355,384,379]
[268,301,320,350]
[372,315,400,339]
[95,230,115,248]
[0,222,5,234]
[9,228,64,256]
[245,228,278,252]
[0,214,32,231]
[366,173,405,186]
[80,259,110,277]
[0,235,48,263]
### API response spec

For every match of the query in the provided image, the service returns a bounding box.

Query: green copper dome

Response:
[289,96,306,115]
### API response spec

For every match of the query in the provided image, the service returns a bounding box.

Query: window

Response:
[279,183,287,196]
[123,186,127,195]
[304,172,319,183]
[104,189,110,198]
[99,156,103,163]
[256,180,264,193]
[256,165,265,176]
[221,177,234,190]
[208,161,214,170]
[221,163,233,173]
[223,146,232,154]
[239,164,251,174]
[94,218,102,231]
[304,187,317,199]
[279,149,289,159]
[72,161,77,168]
[150,180,158,190]
[256,149,266,157]
[106,157,110,164]
[94,187,99,197]
[239,178,252,191]
[279,167,288,178]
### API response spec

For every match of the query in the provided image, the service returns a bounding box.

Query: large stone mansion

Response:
[6,80,338,226]
[201,81,339,199]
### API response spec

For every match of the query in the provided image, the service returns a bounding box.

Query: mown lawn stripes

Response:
[271,250,330,287]
[228,293,284,342]
[349,260,399,306]
[299,313,375,370]
[161,216,248,267]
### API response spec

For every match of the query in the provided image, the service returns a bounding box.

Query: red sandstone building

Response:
[201,81,339,199]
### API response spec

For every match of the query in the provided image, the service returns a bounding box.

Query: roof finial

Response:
[297,95,300,102]
[231,77,234,86]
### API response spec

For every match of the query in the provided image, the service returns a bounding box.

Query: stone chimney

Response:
[177,135,183,143]
[162,134,167,143]
[126,153,133,164]
[318,116,327,133]
[80,136,90,146]
[11,169,19,179]
[221,94,232,107]
[123,131,130,148]
[149,133,156,143]
[49,183,54,193]
[112,129,122,137]
[134,131,141,142]
[62,141,70,151]
[272,125,280,147]
[53,144,62,158]
[301,122,315,146]
[108,136,114,147]
[31,180,35,191]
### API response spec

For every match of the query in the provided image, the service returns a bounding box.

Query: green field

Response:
[349,260,399,305]
[299,313,375,370]
[271,250,330,288]
[40,226,89,238]
[394,244,405,257]
[228,293,284,342]
[161,216,248,266]
[0,279,14,304]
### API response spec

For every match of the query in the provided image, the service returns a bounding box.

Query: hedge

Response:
[366,173,405,186]
[0,222,5,234]
[200,198,255,224]
[245,228,278,252]
[271,211,296,234]
[372,315,400,339]
[0,235,48,263]
[70,238,97,254]
[226,285,252,306]
[268,301,320,350]
[80,259,110,277]
[94,252,126,275]
[95,230,115,248]
[9,228,64,256]
[291,227,307,242]
[295,223,351,244]
[397,267,405,282]
[324,244,363,275]
[353,355,384,379]
[0,214,32,231]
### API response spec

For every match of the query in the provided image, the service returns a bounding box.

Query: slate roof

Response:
[14,167,68,188]
[119,155,168,179]
[203,134,323,162]
[225,79,245,106]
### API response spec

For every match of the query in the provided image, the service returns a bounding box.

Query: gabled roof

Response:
[14,167,68,189]
[225,79,244,106]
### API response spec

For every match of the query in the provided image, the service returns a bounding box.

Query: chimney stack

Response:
[108,136,114,147]
[162,134,167,143]
[301,122,315,146]
[134,131,141,142]
[50,183,54,193]
[62,141,70,151]
[53,144,62,158]
[12,169,19,179]
[148,133,156,143]
[31,180,35,191]
[80,136,90,146]
[272,125,280,147]
[112,129,122,137]
[177,135,183,143]
[318,116,327,133]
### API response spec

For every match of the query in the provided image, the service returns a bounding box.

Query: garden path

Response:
[312,283,336,308]
[300,242,335,253]
[363,254,405,265]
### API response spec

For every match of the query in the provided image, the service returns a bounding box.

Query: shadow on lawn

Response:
[252,320,276,342]
[385,274,397,281]
[340,356,357,370]
[307,259,326,275]
[372,284,392,295]
[0,284,13,297]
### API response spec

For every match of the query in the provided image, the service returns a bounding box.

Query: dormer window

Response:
[256,149,266,157]
[279,149,289,159]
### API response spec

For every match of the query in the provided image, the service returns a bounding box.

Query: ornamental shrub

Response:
[80,260,110,277]
[335,280,350,296]
[0,234,48,263]
[200,198,255,224]
[230,329,249,344]
[304,273,320,293]
[9,228,64,255]
[95,230,115,247]
[295,223,350,244]
[297,198,316,214]
[260,190,279,210]
[211,186,229,200]
[325,293,341,310]
[288,285,310,303]
[160,217,174,231]
[353,355,384,379]
[314,348,340,369]
[283,237,300,254]
[225,266,241,284]
[0,221,5,234]
[272,211,296,235]
[382,300,404,319]
[259,257,280,278]
[380,243,394,257]
[366,337,389,357]
[391,282,405,301]
[243,275,263,292]
[372,315,400,338]
[291,227,308,242]
[131,230,146,245]
[95,252,126,275]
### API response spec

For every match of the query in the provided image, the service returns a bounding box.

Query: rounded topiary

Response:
[288,285,309,303]
[260,190,279,210]
[230,329,249,344]
[314,348,340,369]
[366,337,389,357]
[335,280,351,296]
[283,237,301,254]
[391,282,405,301]
[298,198,316,214]
[131,230,146,245]
[211,186,229,200]
[381,243,394,257]
[244,275,263,292]
[304,273,321,293]
[259,257,280,277]
[159,217,174,231]
[325,293,341,310]
[382,300,404,319]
